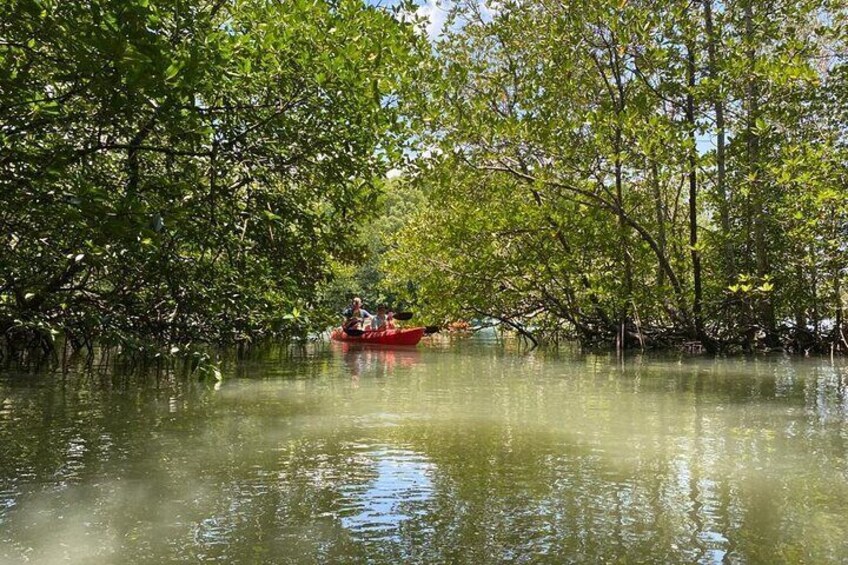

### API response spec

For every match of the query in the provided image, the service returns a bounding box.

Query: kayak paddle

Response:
[391,312,413,321]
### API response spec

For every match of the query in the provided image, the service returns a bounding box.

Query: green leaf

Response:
[164,62,181,81]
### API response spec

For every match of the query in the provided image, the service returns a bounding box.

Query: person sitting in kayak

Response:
[370,305,395,331]
[343,297,371,330]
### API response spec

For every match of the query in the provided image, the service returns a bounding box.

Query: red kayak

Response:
[330,327,426,346]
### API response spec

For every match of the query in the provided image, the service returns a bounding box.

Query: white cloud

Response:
[421,145,444,159]
[414,0,450,40]
[398,0,498,40]
[479,0,500,21]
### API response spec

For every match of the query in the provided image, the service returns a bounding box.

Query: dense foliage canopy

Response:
[1,0,423,355]
[3,0,847,356]
[386,0,848,352]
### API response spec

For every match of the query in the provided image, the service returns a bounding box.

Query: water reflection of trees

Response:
[1,354,847,562]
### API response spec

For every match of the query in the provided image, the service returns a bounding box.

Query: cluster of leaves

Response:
[386,0,848,351]
[314,175,426,320]
[0,0,424,355]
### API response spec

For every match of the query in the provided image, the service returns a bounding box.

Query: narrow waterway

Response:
[2,338,847,563]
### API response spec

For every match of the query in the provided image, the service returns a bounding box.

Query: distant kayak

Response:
[330,327,426,346]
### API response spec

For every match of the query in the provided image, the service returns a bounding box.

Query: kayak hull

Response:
[331,327,426,346]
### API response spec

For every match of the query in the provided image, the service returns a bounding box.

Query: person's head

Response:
[377,305,387,316]
[352,297,362,308]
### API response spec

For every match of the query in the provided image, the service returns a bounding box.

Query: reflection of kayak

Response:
[330,327,426,346]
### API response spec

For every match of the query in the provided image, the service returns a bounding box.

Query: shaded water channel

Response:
[2,337,848,563]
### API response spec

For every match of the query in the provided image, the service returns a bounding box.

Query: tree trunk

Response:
[651,160,667,287]
[835,267,843,351]
[686,41,703,340]
[615,137,633,299]
[745,0,778,346]
[615,132,634,350]
[811,245,820,335]
[703,0,732,276]
[794,264,805,331]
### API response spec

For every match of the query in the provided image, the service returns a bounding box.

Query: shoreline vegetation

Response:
[0,0,425,363]
[381,0,848,356]
[2,0,848,363]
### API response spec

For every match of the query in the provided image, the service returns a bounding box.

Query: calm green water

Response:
[2,338,848,564]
